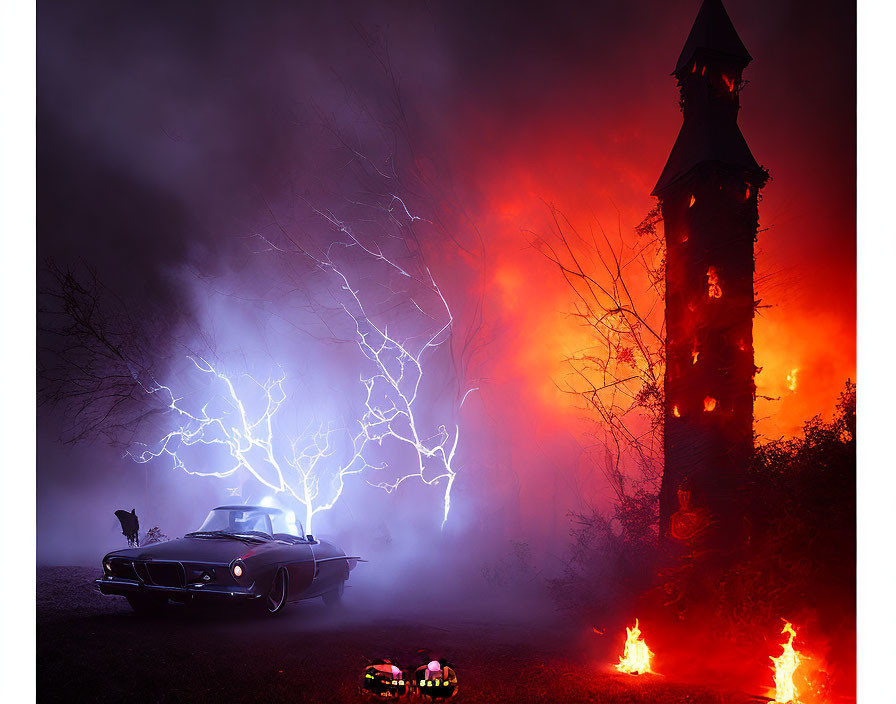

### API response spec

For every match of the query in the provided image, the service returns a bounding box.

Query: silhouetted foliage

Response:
[661,381,856,639]
[37,262,180,444]
[548,488,658,618]
[550,382,855,645]
[142,527,169,545]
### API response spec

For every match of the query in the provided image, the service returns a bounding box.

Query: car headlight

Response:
[103,560,113,575]
[232,562,243,578]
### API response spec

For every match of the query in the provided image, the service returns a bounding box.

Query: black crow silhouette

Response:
[114,509,140,547]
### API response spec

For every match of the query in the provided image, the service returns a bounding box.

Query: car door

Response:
[283,540,315,601]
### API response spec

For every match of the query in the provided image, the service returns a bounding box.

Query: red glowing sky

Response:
[423,0,855,442]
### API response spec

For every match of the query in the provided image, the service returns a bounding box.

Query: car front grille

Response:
[145,562,185,588]
[110,560,139,580]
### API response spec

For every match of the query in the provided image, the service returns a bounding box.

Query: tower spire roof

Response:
[652,121,760,195]
[653,0,763,195]
[674,0,751,74]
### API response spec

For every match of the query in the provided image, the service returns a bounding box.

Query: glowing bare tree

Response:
[253,197,475,527]
[129,356,371,533]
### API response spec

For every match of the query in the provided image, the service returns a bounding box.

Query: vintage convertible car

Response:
[96,505,360,615]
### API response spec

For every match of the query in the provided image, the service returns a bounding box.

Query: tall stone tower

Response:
[654,0,767,553]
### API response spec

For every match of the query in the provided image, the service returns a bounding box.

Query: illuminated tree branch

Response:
[531,203,666,503]
[130,355,371,533]
[258,200,472,528]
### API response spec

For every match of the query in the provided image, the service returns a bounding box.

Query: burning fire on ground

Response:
[770,621,801,703]
[615,619,654,675]
[603,617,825,701]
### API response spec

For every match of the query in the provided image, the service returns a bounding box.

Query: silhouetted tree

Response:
[532,204,666,511]
[37,262,181,444]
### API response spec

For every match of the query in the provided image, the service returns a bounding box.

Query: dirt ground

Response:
[37,566,765,704]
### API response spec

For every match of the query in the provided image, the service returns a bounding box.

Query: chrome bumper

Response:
[96,576,258,599]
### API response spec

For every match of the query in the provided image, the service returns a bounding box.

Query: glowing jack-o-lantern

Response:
[360,660,408,699]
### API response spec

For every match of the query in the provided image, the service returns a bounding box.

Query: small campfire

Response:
[615,619,654,675]
[770,621,801,703]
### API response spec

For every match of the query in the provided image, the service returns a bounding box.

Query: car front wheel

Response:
[258,567,288,615]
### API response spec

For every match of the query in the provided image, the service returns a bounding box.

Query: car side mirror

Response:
[306,534,315,543]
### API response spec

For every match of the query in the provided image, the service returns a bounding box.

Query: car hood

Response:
[106,537,256,564]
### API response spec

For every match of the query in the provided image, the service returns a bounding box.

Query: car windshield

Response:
[192,508,303,539]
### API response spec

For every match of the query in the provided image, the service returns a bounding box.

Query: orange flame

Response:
[672,405,681,418]
[703,396,717,412]
[786,368,799,393]
[692,339,699,364]
[770,621,801,703]
[707,266,723,298]
[615,619,654,675]
[689,195,696,208]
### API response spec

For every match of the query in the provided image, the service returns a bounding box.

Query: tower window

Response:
[706,266,723,298]
[786,368,799,393]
